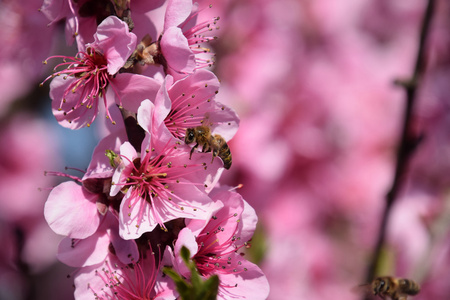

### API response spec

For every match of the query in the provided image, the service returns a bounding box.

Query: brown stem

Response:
[363,0,436,291]
[118,106,146,152]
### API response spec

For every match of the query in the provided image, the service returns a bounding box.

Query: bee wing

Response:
[351,283,373,297]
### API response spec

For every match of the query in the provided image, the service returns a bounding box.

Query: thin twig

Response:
[119,106,146,152]
[363,0,436,291]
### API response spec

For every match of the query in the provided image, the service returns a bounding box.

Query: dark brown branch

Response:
[118,106,146,152]
[363,0,436,291]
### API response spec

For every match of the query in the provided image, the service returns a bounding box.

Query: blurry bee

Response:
[123,34,165,71]
[185,126,232,170]
[357,276,420,300]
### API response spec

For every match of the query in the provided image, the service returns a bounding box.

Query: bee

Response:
[185,126,232,170]
[123,34,164,71]
[357,276,420,300]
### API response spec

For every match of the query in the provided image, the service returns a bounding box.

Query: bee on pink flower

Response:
[109,100,223,239]
[126,0,220,79]
[151,69,239,145]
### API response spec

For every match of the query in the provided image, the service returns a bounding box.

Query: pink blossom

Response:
[141,0,220,78]
[164,0,219,76]
[40,0,96,47]
[167,188,269,299]
[74,246,176,300]
[110,100,223,239]
[44,131,138,268]
[45,181,104,240]
[44,127,126,239]
[155,69,239,142]
[44,171,139,268]
[42,16,161,129]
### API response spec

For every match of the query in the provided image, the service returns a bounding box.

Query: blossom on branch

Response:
[42,16,161,129]
[165,188,269,300]
[155,69,240,142]
[127,0,220,78]
[110,100,223,239]
[74,244,176,300]
[37,1,270,299]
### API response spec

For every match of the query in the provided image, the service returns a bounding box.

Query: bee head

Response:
[373,278,385,295]
[185,128,196,144]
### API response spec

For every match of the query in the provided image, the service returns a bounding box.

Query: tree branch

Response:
[363,0,436,291]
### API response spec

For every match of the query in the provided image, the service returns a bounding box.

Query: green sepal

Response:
[105,149,120,168]
[163,246,219,300]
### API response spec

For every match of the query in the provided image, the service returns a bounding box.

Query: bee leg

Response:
[211,149,218,164]
[189,143,198,159]
[202,143,210,153]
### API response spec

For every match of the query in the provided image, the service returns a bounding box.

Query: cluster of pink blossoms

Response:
[40,0,268,299]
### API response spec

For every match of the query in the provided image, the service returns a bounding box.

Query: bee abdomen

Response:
[399,279,420,295]
[219,144,232,169]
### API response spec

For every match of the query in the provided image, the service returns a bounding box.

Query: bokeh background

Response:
[1,0,450,299]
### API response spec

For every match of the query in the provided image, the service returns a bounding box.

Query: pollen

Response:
[114,139,214,233]
[40,47,118,127]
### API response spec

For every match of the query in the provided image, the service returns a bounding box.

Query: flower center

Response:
[193,213,247,280]
[164,88,218,140]
[42,47,118,126]
[115,140,212,231]
[90,252,159,300]
[181,6,220,69]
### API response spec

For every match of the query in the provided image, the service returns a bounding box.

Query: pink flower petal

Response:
[107,216,139,264]
[73,262,105,299]
[160,27,196,74]
[184,200,224,237]
[110,142,138,196]
[166,146,224,193]
[57,232,109,267]
[155,75,174,122]
[239,197,259,243]
[209,188,258,244]
[50,76,97,129]
[137,99,156,136]
[109,228,139,265]
[164,0,193,30]
[83,131,126,181]
[89,16,137,75]
[218,260,270,300]
[110,73,161,112]
[40,0,68,23]
[56,212,125,267]
[174,227,198,257]
[208,101,240,141]
[119,184,214,240]
[137,98,173,150]
[44,181,101,239]
[172,227,198,277]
